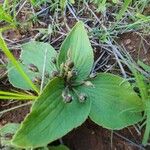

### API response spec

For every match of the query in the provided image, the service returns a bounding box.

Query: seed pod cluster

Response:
[59,59,77,83]
[59,63,65,77]
[66,69,78,82]
[63,60,74,74]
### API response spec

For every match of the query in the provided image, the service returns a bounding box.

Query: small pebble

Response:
[127,45,134,50]
[124,39,131,45]
[2,120,7,125]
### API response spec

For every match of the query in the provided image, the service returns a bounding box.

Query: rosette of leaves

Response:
[10,21,143,148]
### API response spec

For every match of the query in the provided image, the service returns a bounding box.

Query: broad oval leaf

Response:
[0,123,20,147]
[21,41,57,73]
[12,78,91,148]
[0,123,20,137]
[7,62,39,90]
[58,21,94,81]
[8,41,57,90]
[77,73,143,130]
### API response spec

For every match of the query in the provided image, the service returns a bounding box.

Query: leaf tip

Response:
[76,21,85,28]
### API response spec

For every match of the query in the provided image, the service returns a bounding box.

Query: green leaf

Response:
[138,60,150,72]
[8,41,57,90]
[133,70,148,102]
[0,90,37,100]
[0,123,20,147]
[0,34,39,94]
[78,73,143,130]
[58,21,94,82]
[0,5,13,23]
[8,62,38,90]
[142,101,150,145]
[21,41,57,74]
[38,147,49,150]
[116,0,132,23]
[37,145,70,150]
[60,0,75,9]
[91,0,107,12]
[60,0,67,9]
[12,78,91,148]
[49,145,70,150]
[112,0,119,3]
[0,123,20,136]
[30,0,46,6]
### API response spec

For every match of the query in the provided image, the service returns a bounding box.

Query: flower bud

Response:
[51,57,57,64]
[32,77,41,84]
[60,63,65,77]
[79,93,87,103]
[28,64,39,72]
[84,81,94,87]
[89,73,97,78]
[66,69,78,82]
[63,94,72,103]
[66,60,74,69]
[71,69,78,77]
[51,71,59,77]
[62,89,67,98]
[45,73,50,78]
[67,71,73,79]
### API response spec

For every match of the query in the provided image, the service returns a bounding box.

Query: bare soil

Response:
[118,32,150,65]
[63,120,144,150]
